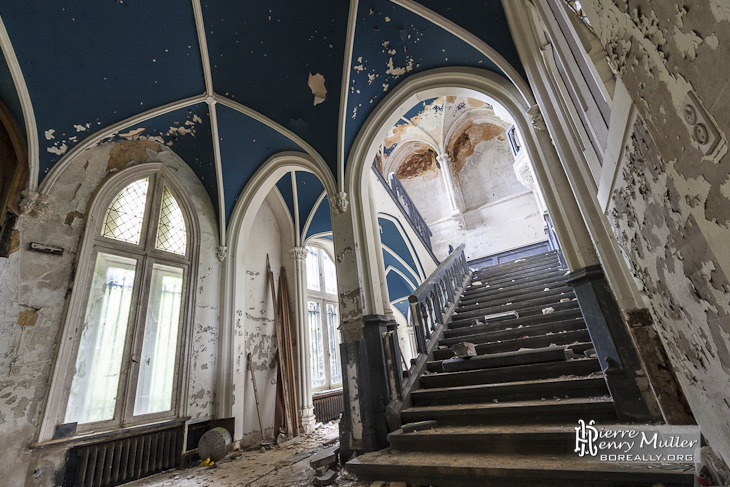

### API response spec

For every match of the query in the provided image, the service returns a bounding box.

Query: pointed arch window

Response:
[43,167,197,438]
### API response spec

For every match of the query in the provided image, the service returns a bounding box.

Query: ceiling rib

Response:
[0,14,39,192]
[192,0,227,250]
[390,0,535,106]
[38,94,207,195]
[337,0,360,190]
[214,95,327,171]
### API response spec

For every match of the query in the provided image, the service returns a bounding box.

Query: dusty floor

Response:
[125,422,372,487]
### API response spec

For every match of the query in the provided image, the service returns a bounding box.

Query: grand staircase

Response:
[348,250,694,487]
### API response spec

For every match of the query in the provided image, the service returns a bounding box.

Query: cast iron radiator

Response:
[312,389,343,423]
[63,423,184,487]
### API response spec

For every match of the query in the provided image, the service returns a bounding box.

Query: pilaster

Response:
[290,246,316,434]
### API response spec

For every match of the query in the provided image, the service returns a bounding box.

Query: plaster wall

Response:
[397,131,544,263]
[429,191,544,262]
[0,141,220,486]
[235,197,286,449]
[369,169,439,280]
[459,135,527,210]
[578,0,730,465]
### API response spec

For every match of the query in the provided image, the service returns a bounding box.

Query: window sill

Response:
[29,417,190,450]
[312,388,343,399]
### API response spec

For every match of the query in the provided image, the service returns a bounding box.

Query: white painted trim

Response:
[217,151,336,426]
[378,210,426,281]
[503,0,644,309]
[272,185,296,240]
[401,116,441,151]
[38,94,207,194]
[191,0,214,97]
[214,95,330,177]
[300,190,328,244]
[337,0,360,191]
[292,169,301,247]
[381,138,440,176]
[381,241,422,284]
[384,264,417,291]
[303,231,334,246]
[0,14,39,191]
[390,0,535,107]
[192,0,227,246]
[207,101,227,248]
[443,107,512,148]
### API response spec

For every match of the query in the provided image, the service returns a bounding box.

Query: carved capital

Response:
[527,105,547,131]
[513,157,536,192]
[436,153,452,167]
[331,191,349,214]
[217,245,228,262]
[19,191,51,220]
[290,246,308,262]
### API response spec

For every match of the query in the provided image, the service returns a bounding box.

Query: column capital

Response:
[436,152,452,166]
[527,105,547,131]
[331,191,349,214]
[290,246,308,261]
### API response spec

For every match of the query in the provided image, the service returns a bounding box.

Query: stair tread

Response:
[404,396,613,413]
[348,450,694,476]
[413,375,605,396]
[420,357,603,388]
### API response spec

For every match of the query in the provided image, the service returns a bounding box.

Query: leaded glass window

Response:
[101,178,149,244]
[155,185,187,255]
[58,170,195,435]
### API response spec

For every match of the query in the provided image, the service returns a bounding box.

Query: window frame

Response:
[38,164,200,442]
[305,244,342,393]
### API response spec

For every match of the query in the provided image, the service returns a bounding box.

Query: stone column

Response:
[329,191,394,460]
[435,153,466,228]
[290,246,316,434]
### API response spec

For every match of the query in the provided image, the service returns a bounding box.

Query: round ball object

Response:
[198,427,232,462]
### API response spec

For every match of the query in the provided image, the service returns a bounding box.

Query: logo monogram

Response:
[575,419,599,457]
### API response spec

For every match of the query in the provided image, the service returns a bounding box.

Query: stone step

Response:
[463,269,569,297]
[460,282,575,310]
[400,397,616,426]
[470,261,566,288]
[347,450,693,487]
[442,318,587,348]
[387,425,582,455]
[452,297,580,322]
[461,276,573,305]
[471,251,560,277]
[446,310,584,338]
[456,287,575,315]
[411,376,609,407]
[419,357,603,389]
[427,346,570,374]
[434,329,592,360]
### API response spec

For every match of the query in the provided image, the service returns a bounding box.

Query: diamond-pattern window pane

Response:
[101,178,150,244]
[155,185,187,255]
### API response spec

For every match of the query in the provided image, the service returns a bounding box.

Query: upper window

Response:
[59,171,194,433]
[305,245,341,392]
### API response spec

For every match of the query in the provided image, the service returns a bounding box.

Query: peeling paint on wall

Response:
[0,142,221,486]
[608,118,730,463]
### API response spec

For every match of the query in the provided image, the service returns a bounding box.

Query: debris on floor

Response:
[123,421,372,487]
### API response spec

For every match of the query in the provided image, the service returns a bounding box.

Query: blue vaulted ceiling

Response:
[0,0,526,235]
[274,170,332,245]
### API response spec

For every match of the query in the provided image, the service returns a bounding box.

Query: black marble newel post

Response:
[568,265,656,423]
[339,315,398,461]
